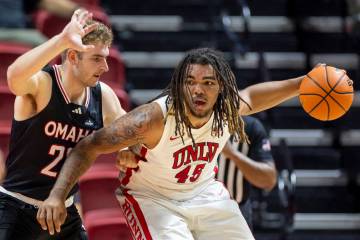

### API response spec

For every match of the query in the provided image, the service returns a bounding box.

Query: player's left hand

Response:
[116,149,139,172]
[36,196,67,235]
[60,8,98,52]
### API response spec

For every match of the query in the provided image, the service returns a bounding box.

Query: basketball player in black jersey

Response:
[217,116,277,229]
[0,9,125,239]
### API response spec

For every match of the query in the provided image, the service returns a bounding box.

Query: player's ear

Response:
[67,50,81,64]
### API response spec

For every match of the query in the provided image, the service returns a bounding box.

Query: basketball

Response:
[299,64,354,121]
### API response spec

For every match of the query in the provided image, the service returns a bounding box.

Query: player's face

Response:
[77,44,109,87]
[183,64,220,122]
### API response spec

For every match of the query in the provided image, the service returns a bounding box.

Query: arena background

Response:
[0,0,359,239]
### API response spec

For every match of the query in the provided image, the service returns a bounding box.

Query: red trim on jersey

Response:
[123,190,153,240]
[117,192,137,240]
[53,65,70,104]
[213,165,218,174]
[54,65,90,107]
[121,146,148,186]
[121,168,133,186]
[140,146,148,159]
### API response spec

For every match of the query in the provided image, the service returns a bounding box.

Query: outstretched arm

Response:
[36,102,163,235]
[7,9,97,96]
[238,76,303,115]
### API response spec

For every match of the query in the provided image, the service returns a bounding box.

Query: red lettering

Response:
[175,165,191,183]
[121,200,145,240]
[122,200,132,217]
[184,145,197,165]
[172,148,186,169]
[207,142,219,163]
[197,142,207,162]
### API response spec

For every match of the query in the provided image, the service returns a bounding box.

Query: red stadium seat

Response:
[79,164,120,215]
[73,0,101,7]
[84,208,132,240]
[114,88,130,112]
[0,42,32,88]
[0,129,10,157]
[101,48,126,90]
[96,152,117,165]
[33,8,110,39]
[0,88,15,131]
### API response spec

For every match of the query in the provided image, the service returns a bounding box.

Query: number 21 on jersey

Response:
[41,144,72,177]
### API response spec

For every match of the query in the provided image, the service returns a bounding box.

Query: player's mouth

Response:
[192,98,207,109]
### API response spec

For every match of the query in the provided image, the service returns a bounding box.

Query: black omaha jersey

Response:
[216,116,273,204]
[3,65,103,200]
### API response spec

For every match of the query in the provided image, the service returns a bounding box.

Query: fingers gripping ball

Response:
[299,65,354,121]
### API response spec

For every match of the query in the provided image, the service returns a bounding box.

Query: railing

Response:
[219,0,250,56]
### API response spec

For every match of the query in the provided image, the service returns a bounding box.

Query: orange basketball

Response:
[299,65,354,121]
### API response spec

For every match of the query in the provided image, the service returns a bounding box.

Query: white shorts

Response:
[116,181,254,240]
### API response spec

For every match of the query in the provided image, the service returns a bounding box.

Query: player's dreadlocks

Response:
[161,48,250,145]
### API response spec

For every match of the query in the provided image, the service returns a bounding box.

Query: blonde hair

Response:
[82,19,113,46]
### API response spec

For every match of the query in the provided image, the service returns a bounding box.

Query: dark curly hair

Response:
[160,48,250,144]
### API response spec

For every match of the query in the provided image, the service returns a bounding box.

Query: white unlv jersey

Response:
[121,96,230,200]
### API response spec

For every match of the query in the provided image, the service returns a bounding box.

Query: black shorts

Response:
[0,192,87,240]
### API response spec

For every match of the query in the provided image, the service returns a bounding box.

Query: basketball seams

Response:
[331,91,353,95]
[305,74,328,95]
[332,76,354,95]
[300,65,353,120]
[325,99,330,120]
[307,95,328,115]
[305,70,347,114]
[325,65,331,89]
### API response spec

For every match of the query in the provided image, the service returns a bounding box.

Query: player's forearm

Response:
[228,152,277,190]
[48,110,153,200]
[49,138,97,201]
[239,76,303,115]
[7,34,67,89]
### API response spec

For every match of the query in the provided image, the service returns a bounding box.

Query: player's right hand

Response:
[60,8,98,52]
[221,141,237,159]
[116,149,139,172]
[36,196,67,235]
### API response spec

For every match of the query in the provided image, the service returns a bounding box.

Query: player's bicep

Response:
[89,102,163,154]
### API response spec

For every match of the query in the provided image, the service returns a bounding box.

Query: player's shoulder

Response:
[98,81,111,92]
[243,116,266,135]
[243,115,259,128]
[98,81,118,100]
[98,81,125,124]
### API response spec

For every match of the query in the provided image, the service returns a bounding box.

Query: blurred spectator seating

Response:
[32,7,110,39]
[85,208,132,240]
[0,42,32,88]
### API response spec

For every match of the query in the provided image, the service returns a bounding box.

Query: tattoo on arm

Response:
[94,102,159,147]
[50,103,160,199]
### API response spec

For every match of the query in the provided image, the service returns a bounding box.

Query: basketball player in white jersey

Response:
[37,48,311,239]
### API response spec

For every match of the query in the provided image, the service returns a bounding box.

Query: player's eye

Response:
[186,79,194,85]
